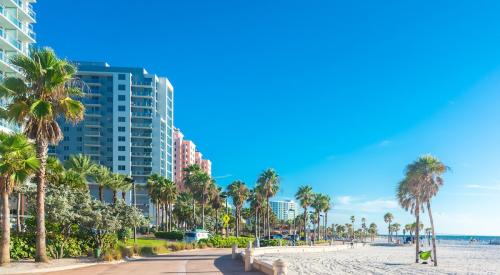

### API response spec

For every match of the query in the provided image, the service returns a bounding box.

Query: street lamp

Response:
[220,192,228,238]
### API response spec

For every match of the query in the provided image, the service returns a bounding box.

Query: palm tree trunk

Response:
[267,198,270,239]
[99,186,104,202]
[1,187,11,265]
[192,200,196,229]
[156,202,159,229]
[388,223,391,243]
[20,194,25,232]
[215,208,219,235]
[325,213,328,240]
[16,192,21,233]
[427,201,438,266]
[35,140,49,263]
[254,209,258,238]
[202,195,205,230]
[113,191,117,204]
[303,207,307,241]
[415,201,420,263]
[122,191,126,201]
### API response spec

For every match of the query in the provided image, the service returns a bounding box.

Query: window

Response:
[64,146,69,151]
[118,117,126,122]
[64,136,69,141]
[107,147,112,152]
[77,137,82,142]
[118,136,126,142]
[118,127,126,132]
[107,97,113,102]
[118,95,126,101]
[118,74,126,80]
[77,127,82,132]
[118,105,126,111]
[63,127,69,131]
[118,156,126,161]
[118,84,126,91]
[118,146,126,151]
[118,165,126,171]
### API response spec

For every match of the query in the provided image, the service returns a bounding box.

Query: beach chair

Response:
[419,250,433,264]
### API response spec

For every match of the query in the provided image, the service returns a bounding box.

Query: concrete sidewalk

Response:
[23,248,263,275]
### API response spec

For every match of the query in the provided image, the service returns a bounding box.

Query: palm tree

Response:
[92,165,111,202]
[107,173,126,204]
[210,186,223,234]
[160,178,178,232]
[197,173,213,229]
[173,192,193,232]
[410,155,448,266]
[0,133,40,265]
[257,168,279,239]
[383,212,394,243]
[425,227,432,246]
[120,176,133,201]
[392,223,401,239]
[147,174,162,228]
[0,48,85,262]
[397,177,422,263]
[64,154,96,186]
[295,185,313,239]
[248,185,265,238]
[361,218,367,241]
[350,216,355,239]
[323,195,332,240]
[310,194,322,240]
[368,223,377,241]
[227,180,250,237]
[183,164,203,228]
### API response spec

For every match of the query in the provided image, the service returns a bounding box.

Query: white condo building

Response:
[0,0,36,132]
[270,200,297,221]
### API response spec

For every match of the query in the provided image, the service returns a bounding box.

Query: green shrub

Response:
[10,233,36,260]
[260,239,280,247]
[154,231,184,241]
[200,235,254,248]
[117,228,132,241]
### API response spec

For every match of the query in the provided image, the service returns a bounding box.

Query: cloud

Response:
[465,184,500,191]
[213,174,233,179]
[378,140,392,147]
[337,196,352,205]
[334,196,398,213]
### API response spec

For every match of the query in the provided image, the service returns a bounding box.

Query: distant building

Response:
[270,200,297,221]
[49,61,174,220]
[0,0,37,133]
[174,128,212,189]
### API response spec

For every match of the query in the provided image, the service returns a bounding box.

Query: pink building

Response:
[174,128,212,190]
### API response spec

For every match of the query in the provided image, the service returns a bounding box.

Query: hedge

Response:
[154,231,184,241]
[199,235,255,248]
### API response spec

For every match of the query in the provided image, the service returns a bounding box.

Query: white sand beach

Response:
[255,243,500,274]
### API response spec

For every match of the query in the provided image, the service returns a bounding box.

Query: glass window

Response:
[118,106,126,111]
[118,165,126,171]
[118,146,126,151]
[118,74,126,80]
[118,156,126,161]
[118,127,126,132]
[118,84,126,91]
[118,95,126,101]
[118,136,126,142]
[118,117,126,122]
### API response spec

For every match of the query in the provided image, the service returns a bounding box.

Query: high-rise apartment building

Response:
[270,200,297,221]
[49,62,174,219]
[0,0,36,133]
[174,128,212,189]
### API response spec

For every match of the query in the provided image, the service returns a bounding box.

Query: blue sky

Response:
[37,1,500,235]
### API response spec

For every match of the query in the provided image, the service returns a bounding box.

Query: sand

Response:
[255,243,500,274]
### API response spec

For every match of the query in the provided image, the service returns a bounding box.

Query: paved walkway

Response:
[34,249,263,275]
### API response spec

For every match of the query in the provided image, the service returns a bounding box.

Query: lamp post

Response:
[220,193,228,238]
[131,178,137,244]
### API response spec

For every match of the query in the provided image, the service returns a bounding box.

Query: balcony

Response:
[131,161,152,167]
[7,0,36,23]
[0,50,21,75]
[131,133,152,139]
[131,112,153,118]
[131,142,152,148]
[131,122,152,129]
[132,90,153,98]
[131,102,153,108]
[131,152,152,157]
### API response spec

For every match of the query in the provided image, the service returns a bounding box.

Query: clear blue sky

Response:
[38,1,500,235]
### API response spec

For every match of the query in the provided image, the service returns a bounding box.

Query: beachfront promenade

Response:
[33,249,263,275]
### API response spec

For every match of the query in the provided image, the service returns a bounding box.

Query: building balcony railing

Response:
[131,152,152,157]
[131,123,152,128]
[131,102,153,108]
[132,91,153,97]
[131,171,152,176]
[131,133,152,138]
[131,142,152,148]
[131,112,153,118]
[131,161,152,166]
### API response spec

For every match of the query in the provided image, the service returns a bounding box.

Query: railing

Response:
[131,161,152,166]
[131,142,152,147]
[131,102,153,107]
[131,152,152,157]
[131,112,153,118]
[132,91,153,97]
[131,123,152,128]
[131,133,152,138]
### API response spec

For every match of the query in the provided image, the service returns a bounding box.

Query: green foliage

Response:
[199,235,254,248]
[10,233,36,260]
[260,239,280,247]
[154,231,184,241]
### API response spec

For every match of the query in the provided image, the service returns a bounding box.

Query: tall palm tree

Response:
[409,155,448,266]
[197,173,213,229]
[257,169,279,239]
[0,133,40,265]
[383,212,394,243]
[147,174,162,228]
[392,223,401,239]
[295,185,313,239]
[350,216,355,239]
[323,195,331,240]
[361,218,367,241]
[210,186,223,234]
[227,180,250,237]
[183,164,203,228]
[310,194,322,240]
[0,48,85,262]
[248,185,265,238]
[160,177,178,232]
[64,154,96,186]
[397,177,422,263]
[368,223,377,241]
[106,173,126,204]
[120,176,133,201]
[92,165,112,202]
